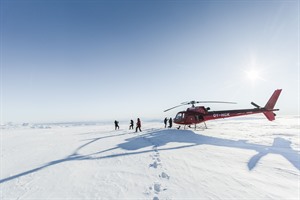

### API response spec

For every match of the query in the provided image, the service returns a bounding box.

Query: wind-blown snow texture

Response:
[1,116,299,199]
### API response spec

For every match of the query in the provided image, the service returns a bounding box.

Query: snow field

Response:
[1,116,299,199]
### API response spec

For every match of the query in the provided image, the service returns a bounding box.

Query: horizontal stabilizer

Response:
[251,102,260,108]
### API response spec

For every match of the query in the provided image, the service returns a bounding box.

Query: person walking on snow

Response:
[129,119,134,130]
[114,120,119,130]
[135,118,142,132]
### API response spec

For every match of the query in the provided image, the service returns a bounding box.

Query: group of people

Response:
[114,118,142,132]
[114,117,173,132]
[164,117,173,128]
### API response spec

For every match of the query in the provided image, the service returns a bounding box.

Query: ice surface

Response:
[0,116,299,199]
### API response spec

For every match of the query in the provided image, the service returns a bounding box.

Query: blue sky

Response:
[1,0,299,123]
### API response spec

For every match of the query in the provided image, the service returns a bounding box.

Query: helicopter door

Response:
[195,115,204,122]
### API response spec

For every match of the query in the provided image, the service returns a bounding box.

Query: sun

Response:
[246,69,260,81]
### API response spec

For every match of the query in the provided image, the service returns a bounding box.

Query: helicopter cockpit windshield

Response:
[175,112,185,120]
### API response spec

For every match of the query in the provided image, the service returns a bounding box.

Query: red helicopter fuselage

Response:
[173,89,282,126]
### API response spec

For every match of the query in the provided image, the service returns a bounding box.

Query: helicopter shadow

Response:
[0,130,129,184]
[117,129,300,171]
[1,129,298,185]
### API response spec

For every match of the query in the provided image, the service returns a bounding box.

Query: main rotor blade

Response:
[181,101,236,105]
[164,104,184,112]
[195,101,237,104]
[165,101,237,112]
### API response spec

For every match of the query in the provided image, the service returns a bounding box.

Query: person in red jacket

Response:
[135,118,142,132]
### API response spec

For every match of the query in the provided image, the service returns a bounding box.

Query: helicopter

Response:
[164,89,282,129]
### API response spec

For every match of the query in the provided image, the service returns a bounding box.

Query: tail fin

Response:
[264,111,276,121]
[264,89,282,109]
[263,89,282,121]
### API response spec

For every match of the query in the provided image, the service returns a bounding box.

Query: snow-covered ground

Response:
[1,116,299,200]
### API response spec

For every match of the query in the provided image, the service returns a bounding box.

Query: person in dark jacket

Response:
[129,119,134,130]
[164,117,168,128]
[135,118,142,132]
[168,117,173,128]
[114,120,119,130]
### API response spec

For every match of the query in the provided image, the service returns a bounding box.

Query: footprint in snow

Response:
[160,172,170,180]
[154,183,161,193]
[153,146,159,152]
[153,183,167,193]
[149,161,159,168]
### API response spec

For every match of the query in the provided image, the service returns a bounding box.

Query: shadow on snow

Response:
[1,129,299,184]
[118,129,299,171]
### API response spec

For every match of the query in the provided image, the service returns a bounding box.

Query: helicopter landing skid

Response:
[177,122,208,130]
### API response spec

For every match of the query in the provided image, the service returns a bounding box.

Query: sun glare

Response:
[246,70,260,81]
